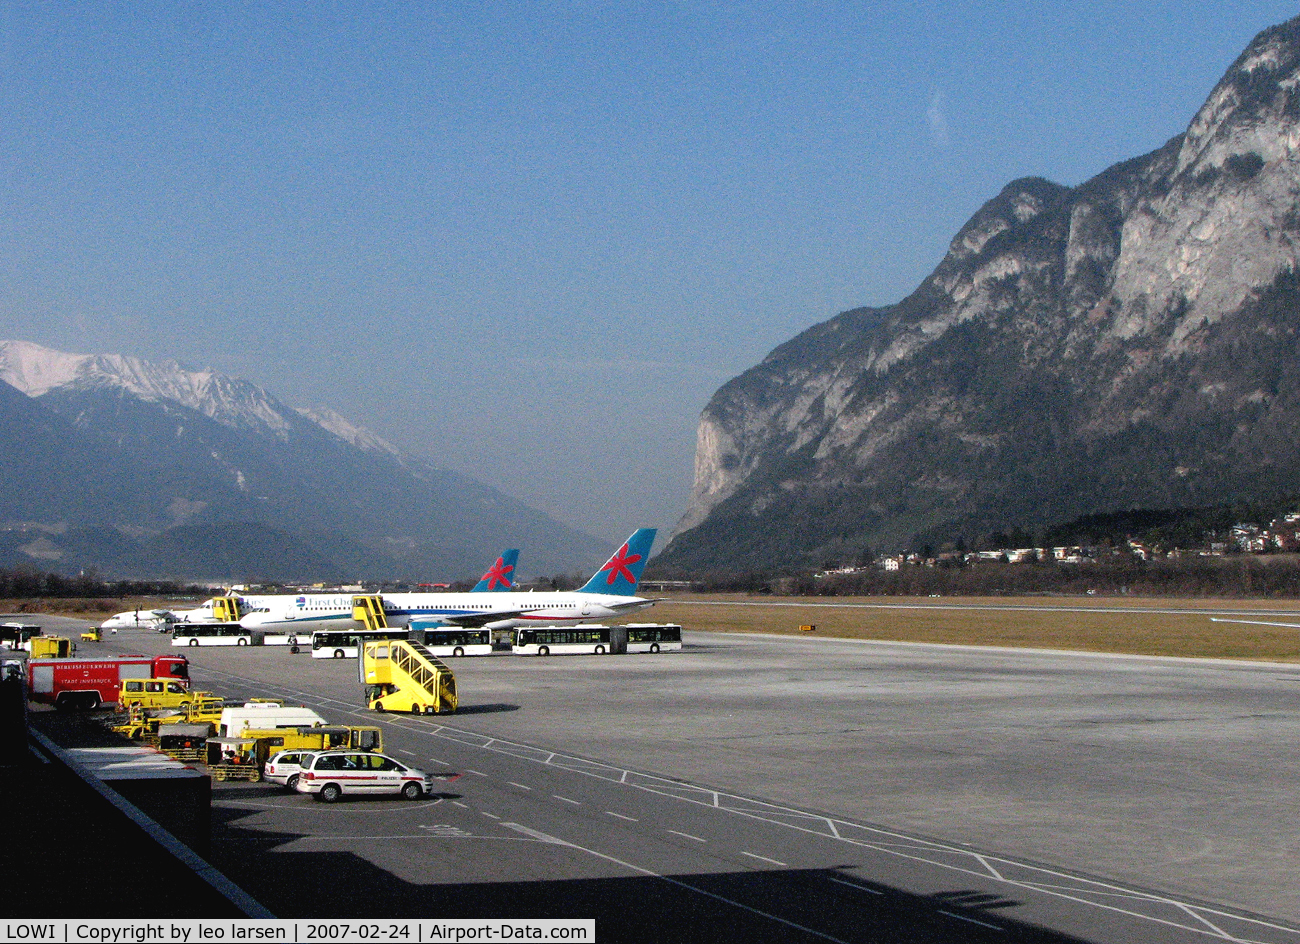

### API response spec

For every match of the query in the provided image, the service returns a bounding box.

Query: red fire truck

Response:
[28,654,190,710]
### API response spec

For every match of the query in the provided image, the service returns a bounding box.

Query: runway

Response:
[70,626,1300,941]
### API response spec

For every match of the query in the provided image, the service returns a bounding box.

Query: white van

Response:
[294,750,439,802]
[218,702,327,736]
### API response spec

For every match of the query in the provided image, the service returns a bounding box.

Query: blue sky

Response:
[0,2,1295,544]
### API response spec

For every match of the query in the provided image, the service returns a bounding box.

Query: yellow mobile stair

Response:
[212,596,243,622]
[362,640,457,715]
[353,594,389,630]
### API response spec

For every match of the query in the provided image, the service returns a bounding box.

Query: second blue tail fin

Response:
[578,529,656,596]
[473,549,520,592]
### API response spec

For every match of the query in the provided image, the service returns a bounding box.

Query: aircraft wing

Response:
[431,609,524,628]
[605,597,661,610]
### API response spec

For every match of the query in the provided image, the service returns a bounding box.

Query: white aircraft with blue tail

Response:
[238,530,657,635]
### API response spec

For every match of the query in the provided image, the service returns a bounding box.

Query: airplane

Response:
[379,529,657,631]
[238,530,657,635]
[237,549,523,634]
[99,609,179,632]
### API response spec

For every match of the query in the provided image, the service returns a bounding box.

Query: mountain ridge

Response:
[659,15,1300,572]
[0,340,606,581]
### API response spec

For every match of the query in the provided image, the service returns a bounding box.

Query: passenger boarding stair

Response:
[212,596,242,622]
[352,595,390,631]
[362,640,457,715]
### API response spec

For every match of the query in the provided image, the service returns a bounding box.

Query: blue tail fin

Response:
[473,549,520,592]
[579,529,656,595]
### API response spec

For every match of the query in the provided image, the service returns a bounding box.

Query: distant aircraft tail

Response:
[578,529,656,596]
[472,549,520,592]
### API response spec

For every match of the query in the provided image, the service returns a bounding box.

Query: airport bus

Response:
[171,623,257,647]
[625,624,682,653]
[512,626,612,656]
[311,629,410,659]
[417,628,492,657]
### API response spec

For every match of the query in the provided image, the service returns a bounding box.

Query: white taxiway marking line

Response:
[939,910,1004,931]
[553,795,581,805]
[499,823,850,944]
[667,829,706,843]
[741,851,787,867]
[466,769,487,777]
[481,812,500,820]
[452,801,468,809]
[605,812,638,822]
[398,749,416,756]
[508,782,531,791]
[828,876,883,895]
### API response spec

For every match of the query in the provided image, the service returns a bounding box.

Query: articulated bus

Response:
[625,624,682,653]
[512,626,612,656]
[172,623,256,647]
[418,628,492,657]
[312,629,410,659]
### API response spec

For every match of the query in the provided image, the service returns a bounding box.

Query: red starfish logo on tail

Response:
[600,544,642,586]
[484,558,514,591]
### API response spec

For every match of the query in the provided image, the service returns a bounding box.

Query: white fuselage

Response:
[239,590,653,634]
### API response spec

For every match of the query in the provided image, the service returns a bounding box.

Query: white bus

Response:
[625,624,683,653]
[171,623,256,647]
[418,628,493,657]
[512,626,612,656]
[311,629,410,659]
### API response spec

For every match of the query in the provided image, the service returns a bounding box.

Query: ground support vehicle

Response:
[80,628,102,642]
[206,736,266,781]
[361,640,457,715]
[152,695,226,733]
[218,702,327,736]
[253,724,382,754]
[28,636,73,659]
[294,749,452,802]
[28,654,189,710]
[156,723,210,762]
[109,704,152,741]
[118,678,213,711]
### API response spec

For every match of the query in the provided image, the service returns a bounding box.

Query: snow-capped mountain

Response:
[0,340,605,581]
[1,340,307,441]
[293,405,403,458]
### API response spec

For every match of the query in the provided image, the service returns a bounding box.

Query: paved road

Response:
[57,624,1299,942]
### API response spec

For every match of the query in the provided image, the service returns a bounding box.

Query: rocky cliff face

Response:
[662,16,1300,571]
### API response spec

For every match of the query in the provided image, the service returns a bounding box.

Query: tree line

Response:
[683,556,1300,598]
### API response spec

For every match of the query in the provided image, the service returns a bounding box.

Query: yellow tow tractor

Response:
[80,628,102,642]
[109,703,152,741]
[158,694,227,725]
[361,639,457,715]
